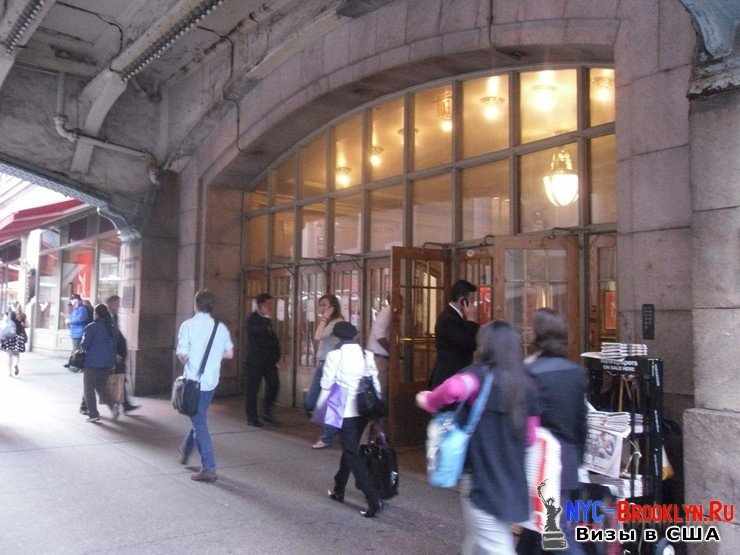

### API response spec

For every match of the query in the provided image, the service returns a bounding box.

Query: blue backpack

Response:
[426,372,494,488]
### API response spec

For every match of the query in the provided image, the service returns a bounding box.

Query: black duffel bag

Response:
[172,320,218,417]
[359,423,399,500]
[356,352,385,418]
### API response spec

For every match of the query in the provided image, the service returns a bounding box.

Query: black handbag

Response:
[172,320,219,417]
[356,352,385,418]
[69,348,85,370]
[359,422,399,500]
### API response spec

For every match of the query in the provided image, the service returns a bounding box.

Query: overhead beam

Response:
[69,0,229,174]
[0,0,57,88]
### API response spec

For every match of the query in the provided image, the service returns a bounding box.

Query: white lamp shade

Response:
[543,171,579,207]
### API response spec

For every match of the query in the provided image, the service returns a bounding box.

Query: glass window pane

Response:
[526,249,547,282]
[413,85,453,170]
[461,160,510,239]
[370,98,404,182]
[520,69,577,143]
[60,246,95,329]
[413,173,452,246]
[335,114,363,189]
[246,215,268,265]
[274,156,296,205]
[246,180,269,211]
[463,74,510,158]
[521,143,579,232]
[548,250,567,282]
[301,203,326,258]
[37,253,60,329]
[301,134,327,198]
[370,185,404,251]
[505,249,524,281]
[335,194,362,254]
[272,211,295,261]
[590,68,615,126]
[97,238,120,304]
[590,134,617,224]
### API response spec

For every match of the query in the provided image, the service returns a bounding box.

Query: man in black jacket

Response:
[244,293,281,427]
[429,280,480,388]
[106,295,140,414]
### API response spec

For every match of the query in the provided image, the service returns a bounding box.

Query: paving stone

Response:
[692,207,740,309]
[615,0,659,86]
[692,308,740,412]
[659,0,696,71]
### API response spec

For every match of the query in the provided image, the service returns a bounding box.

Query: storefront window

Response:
[272,211,295,261]
[369,185,404,252]
[97,238,121,303]
[334,194,362,254]
[246,215,268,265]
[413,85,453,171]
[335,114,363,189]
[41,229,60,250]
[590,68,616,126]
[590,134,617,224]
[370,98,404,182]
[37,252,60,330]
[59,246,94,329]
[463,74,510,158]
[461,160,510,239]
[68,217,88,242]
[301,133,327,198]
[520,69,577,143]
[413,173,452,247]
[520,143,580,232]
[273,156,296,205]
[301,203,327,259]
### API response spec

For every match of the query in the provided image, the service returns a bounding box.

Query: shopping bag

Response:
[311,382,347,429]
[521,427,562,534]
[106,373,125,405]
[0,317,15,340]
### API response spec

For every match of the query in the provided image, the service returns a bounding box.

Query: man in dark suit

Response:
[244,293,281,427]
[429,280,480,388]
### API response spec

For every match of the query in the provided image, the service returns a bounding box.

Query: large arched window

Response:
[243,65,615,264]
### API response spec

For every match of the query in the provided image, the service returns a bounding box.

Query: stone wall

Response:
[683,88,740,555]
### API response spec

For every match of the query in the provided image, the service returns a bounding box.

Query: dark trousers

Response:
[83,368,111,418]
[245,363,280,421]
[334,416,379,505]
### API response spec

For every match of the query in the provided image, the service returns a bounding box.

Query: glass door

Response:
[297,266,327,405]
[493,236,580,359]
[588,234,617,351]
[330,263,363,332]
[389,246,451,446]
[457,246,495,325]
[270,269,296,406]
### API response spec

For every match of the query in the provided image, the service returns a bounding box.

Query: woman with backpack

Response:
[416,322,539,554]
[80,304,118,423]
[321,321,383,518]
[1,309,27,376]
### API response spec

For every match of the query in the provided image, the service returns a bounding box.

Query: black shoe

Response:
[328,489,344,503]
[79,407,89,415]
[263,413,278,425]
[123,404,140,414]
[247,419,264,428]
[361,499,383,518]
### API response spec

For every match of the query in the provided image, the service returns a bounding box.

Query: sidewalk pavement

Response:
[0,352,462,554]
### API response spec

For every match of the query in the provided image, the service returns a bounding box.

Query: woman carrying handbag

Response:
[317,321,383,518]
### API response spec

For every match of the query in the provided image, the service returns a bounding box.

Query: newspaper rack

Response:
[580,355,664,506]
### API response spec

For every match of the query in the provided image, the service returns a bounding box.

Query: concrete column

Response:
[684,88,740,554]
[119,171,180,395]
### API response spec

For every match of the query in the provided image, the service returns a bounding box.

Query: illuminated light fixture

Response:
[336,166,352,187]
[369,146,384,168]
[480,95,505,121]
[532,83,557,112]
[543,148,579,207]
[437,90,453,133]
[591,75,614,104]
[120,0,227,82]
[4,0,46,54]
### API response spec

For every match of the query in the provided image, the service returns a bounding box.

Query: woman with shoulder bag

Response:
[1,310,27,376]
[320,321,383,518]
[80,304,118,423]
[416,322,540,554]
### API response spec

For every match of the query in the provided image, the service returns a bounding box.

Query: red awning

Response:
[0,199,86,244]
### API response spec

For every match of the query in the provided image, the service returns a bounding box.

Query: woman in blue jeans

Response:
[305,294,343,449]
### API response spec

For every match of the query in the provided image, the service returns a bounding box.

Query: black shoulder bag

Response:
[172,320,219,417]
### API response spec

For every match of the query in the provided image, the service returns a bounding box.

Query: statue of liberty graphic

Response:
[537,480,567,551]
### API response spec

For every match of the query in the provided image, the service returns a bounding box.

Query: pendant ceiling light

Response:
[543,149,579,207]
[591,75,614,104]
[437,91,453,133]
[480,95,504,121]
[369,146,384,168]
[336,166,352,187]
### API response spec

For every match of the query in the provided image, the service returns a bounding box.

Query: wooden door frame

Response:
[492,234,580,360]
[588,233,618,351]
[269,267,298,406]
